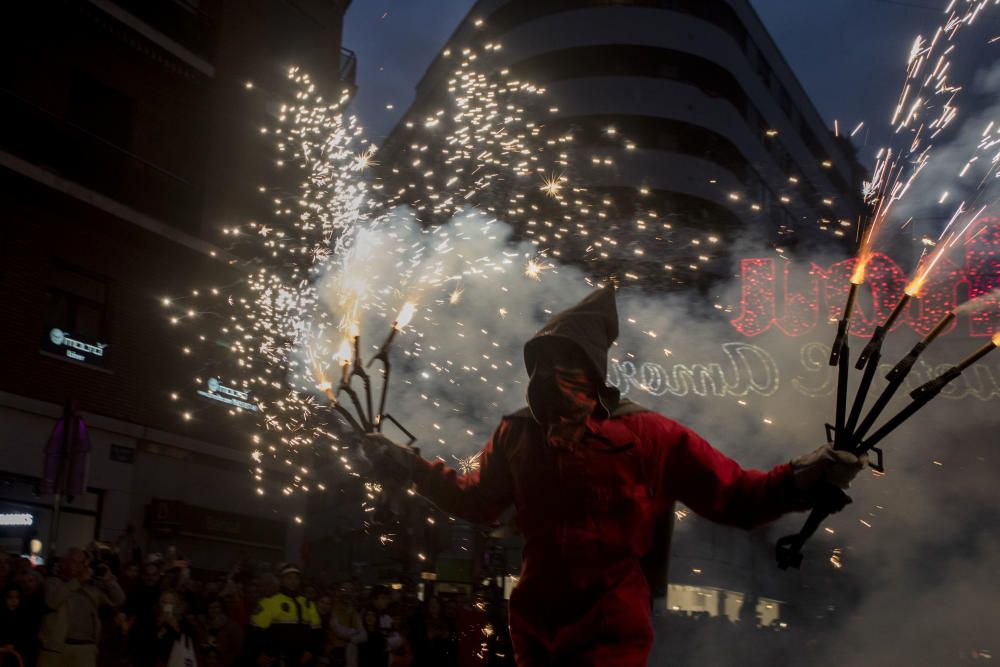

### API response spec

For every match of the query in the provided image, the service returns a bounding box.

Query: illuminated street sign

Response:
[197,377,258,411]
[0,513,34,527]
[41,327,110,369]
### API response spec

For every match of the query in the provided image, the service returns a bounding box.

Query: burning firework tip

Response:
[336,339,352,363]
[954,336,1000,371]
[395,302,417,330]
[850,260,868,286]
[336,339,352,383]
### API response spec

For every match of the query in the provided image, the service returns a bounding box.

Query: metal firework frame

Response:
[776,288,999,569]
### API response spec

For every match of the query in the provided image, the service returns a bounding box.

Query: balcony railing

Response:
[1,88,204,235]
[104,0,217,62]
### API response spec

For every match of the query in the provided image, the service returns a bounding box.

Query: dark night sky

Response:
[343,0,963,160]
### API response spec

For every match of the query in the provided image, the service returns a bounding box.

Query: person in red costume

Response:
[365,286,865,667]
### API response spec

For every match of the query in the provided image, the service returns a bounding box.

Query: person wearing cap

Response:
[250,564,322,667]
[364,287,866,667]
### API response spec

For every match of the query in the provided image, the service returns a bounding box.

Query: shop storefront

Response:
[0,472,101,558]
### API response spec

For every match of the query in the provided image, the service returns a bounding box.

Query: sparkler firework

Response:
[777,0,1000,569]
[164,42,780,513]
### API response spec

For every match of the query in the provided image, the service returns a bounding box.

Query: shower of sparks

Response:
[855,0,996,284]
[455,453,481,475]
[162,5,998,557]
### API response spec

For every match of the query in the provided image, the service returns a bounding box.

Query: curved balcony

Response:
[485,5,852,202]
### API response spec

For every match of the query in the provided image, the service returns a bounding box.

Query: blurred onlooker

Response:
[195,598,243,667]
[219,580,250,630]
[38,547,126,667]
[160,549,192,595]
[118,563,141,597]
[151,590,198,667]
[370,587,393,636]
[314,594,334,665]
[1,587,35,666]
[415,596,455,667]
[329,584,362,667]
[14,564,45,666]
[126,562,164,667]
[385,614,411,667]
[355,609,387,667]
[115,526,140,569]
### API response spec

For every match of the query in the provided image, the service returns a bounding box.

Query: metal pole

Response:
[47,400,73,561]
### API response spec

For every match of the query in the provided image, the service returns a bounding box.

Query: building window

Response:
[44,264,111,343]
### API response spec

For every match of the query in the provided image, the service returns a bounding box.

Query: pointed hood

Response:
[524,286,621,419]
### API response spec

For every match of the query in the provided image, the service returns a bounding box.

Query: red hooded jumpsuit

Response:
[409,288,809,666]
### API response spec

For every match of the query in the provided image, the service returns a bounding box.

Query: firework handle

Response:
[775,483,852,570]
[851,344,924,446]
[859,367,960,451]
[856,325,886,371]
[353,336,375,426]
[830,320,850,366]
[779,368,949,569]
[362,373,374,426]
[339,383,372,432]
[833,341,850,449]
[331,404,366,436]
[349,366,374,428]
[374,355,391,432]
[856,292,909,370]
[845,346,880,441]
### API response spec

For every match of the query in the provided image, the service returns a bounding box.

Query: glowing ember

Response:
[539,172,564,197]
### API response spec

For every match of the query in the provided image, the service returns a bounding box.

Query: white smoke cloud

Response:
[283,188,999,663]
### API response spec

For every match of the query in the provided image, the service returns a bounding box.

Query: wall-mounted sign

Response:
[197,377,258,411]
[0,513,34,527]
[110,444,135,464]
[42,327,110,369]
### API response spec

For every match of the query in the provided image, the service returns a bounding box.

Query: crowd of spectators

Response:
[8,541,990,667]
[0,537,514,667]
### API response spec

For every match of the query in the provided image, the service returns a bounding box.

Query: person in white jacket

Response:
[38,548,125,667]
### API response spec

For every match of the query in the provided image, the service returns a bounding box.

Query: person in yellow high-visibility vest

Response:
[250,565,321,667]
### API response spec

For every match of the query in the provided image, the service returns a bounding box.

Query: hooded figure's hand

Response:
[362,433,417,482]
[791,443,868,491]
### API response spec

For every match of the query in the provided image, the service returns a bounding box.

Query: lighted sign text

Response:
[730,218,999,339]
[197,377,258,412]
[608,342,779,398]
[791,341,999,401]
[42,328,110,368]
[609,343,999,402]
[0,513,34,527]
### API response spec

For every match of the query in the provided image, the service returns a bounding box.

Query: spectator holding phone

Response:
[38,547,125,667]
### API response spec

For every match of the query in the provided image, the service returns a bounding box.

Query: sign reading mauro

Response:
[42,327,110,369]
[197,377,258,412]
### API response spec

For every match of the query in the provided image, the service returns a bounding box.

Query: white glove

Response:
[792,443,868,491]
